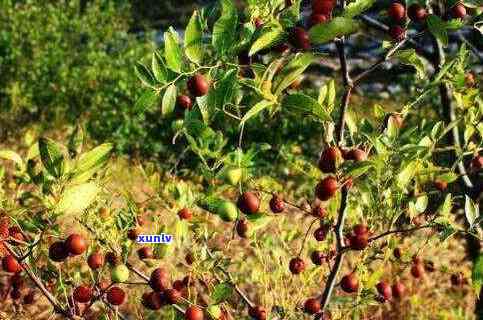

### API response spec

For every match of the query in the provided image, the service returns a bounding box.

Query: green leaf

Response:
[211,282,233,304]
[394,49,427,79]
[134,62,156,88]
[208,69,238,111]
[473,254,483,297]
[56,183,99,215]
[465,195,479,228]
[240,100,274,126]
[309,17,360,44]
[414,195,428,213]
[162,85,177,117]
[427,15,448,46]
[212,0,238,56]
[134,90,160,113]
[38,138,65,178]
[340,160,374,179]
[73,143,113,179]
[343,0,376,18]
[438,193,452,217]
[185,11,204,64]
[281,93,331,121]
[397,161,417,188]
[164,27,183,73]
[273,53,314,95]
[151,51,168,84]
[249,27,285,56]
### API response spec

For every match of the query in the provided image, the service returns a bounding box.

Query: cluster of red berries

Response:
[316,146,366,201]
[346,224,370,250]
[48,233,88,262]
[175,73,210,113]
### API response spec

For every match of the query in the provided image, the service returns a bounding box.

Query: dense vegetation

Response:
[0,0,481,320]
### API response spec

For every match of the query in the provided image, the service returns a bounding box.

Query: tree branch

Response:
[4,243,73,319]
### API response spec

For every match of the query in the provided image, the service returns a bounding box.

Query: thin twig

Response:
[206,249,254,308]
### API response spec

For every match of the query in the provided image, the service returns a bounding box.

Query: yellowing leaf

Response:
[56,183,100,215]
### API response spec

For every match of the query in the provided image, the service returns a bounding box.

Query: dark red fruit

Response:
[10,288,21,300]
[376,281,392,301]
[465,73,476,88]
[471,155,483,171]
[353,224,368,236]
[142,291,164,310]
[388,2,406,21]
[311,205,326,218]
[105,251,119,266]
[164,288,181,304]
[289,257,305,274]
[254,17,264,29]
[393,247,402,259]
[177,95,193,110]
[289,27,310,51]
[178,208,193,220]
[73,285,92,303]
[248,305,267,320]
[187,74,210,97]
[173,279,185,291]
[312,0,336,14]
[269,195,285,213]
[106,287,125,305]
[450,273,464,286]
[318,147,341,173]
[345,149,366,162]
[185,306,204,320]
[65,234,87,255]
[3,255,21,273]
[408,4,427,22]
[10,274,24,289]
[138,246,153,260]
[23,290,35,305]
[389,25,406,41]
[451,3,466,18]
[411,263,424,279]
[304,298,321,314]
[424,260,435,273]
[314,226,328,241]
[237,192,260,215]
[150,268,170,292]
[309,14,329,27]
[434,180,448,191]
[49,241,69,262]
[127,228,140,240]
[350,233,368,250]
[311,250,326,265]
[0,219,10,239]
[315,177,338,201]
[341,274,359,293]
[273,43,291,54]
[392,281,406,299]
[87,252,104,270]
[236,219,249,238]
